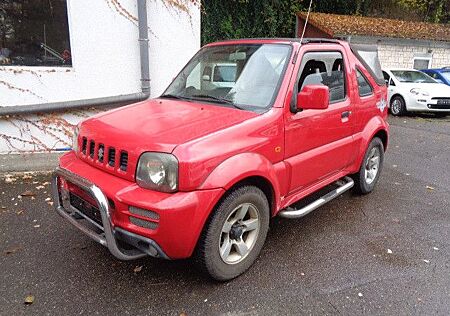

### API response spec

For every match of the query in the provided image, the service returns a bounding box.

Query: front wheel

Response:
[195,186,270,281]
[390,96,406,116]
[352,137,384,195]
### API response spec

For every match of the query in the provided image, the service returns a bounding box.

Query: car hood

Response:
[80,98,259,153]
[400,83,450,96]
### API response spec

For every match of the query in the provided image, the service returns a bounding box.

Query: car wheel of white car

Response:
[390,96,406,116]
[195,185,270,281]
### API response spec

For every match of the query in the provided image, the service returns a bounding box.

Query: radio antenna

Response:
[300,0,313,43]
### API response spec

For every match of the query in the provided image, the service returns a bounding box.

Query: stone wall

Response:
[349,36,450,70]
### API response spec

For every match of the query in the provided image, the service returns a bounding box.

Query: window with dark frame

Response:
[0,0,71,67]
[356,68,373,97]
[297,51,347,104]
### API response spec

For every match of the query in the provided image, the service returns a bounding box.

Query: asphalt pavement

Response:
[1,114,449,315]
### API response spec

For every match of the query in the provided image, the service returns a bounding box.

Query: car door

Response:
[284,49,355,193]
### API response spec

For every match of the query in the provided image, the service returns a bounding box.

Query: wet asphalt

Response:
[1,114,449,316]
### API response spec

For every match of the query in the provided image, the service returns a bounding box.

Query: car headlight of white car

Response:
[410,88,430,97]
[136,152,178,193]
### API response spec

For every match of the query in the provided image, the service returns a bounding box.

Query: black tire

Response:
[352,137,384,195]
[390,96,406,116]
[195,185,270,281]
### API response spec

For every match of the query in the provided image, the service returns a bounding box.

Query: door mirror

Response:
[202,74,210,81]
[296,85,329,111]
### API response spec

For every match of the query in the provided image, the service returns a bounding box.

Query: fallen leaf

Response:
[42,182,50,186]
[387,249,393,254]
[423,259,430,264]
[392,165,398,168]
[47,202,54,206]
[180,313,188,316]
[4,246,21,255]
[24,295,34,305]
[20,191,35,197]
[33,225,40,228]
[16,210,24,215]
[433,247,439,251]
[426,186,435,191]
[35,186,45,190]
[45,198,51,202]
[133,265,143,273]
[358,293,363,297]
[1,206,5,209]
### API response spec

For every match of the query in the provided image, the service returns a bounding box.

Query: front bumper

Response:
[52,167,169,260]
[406,96,450,112]
[52,152,225,259]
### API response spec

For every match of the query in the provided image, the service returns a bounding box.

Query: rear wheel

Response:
[195,186,270,281]
[353,137,384,195]
[390,96,406,116]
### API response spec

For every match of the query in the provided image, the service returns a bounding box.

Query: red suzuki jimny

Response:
[52,38,389,281]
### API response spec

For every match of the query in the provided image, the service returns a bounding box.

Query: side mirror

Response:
[202,74,210,81]
[385,79,389,86]
[295,85,329,111]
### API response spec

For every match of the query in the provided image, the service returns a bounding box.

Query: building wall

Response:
[346,36,450,69]
[0,0,200,154]
[377,42,450,69]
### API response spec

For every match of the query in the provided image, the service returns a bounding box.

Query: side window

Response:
[297,51,347,104]
[389,78,396,86]
[356,69,373,97]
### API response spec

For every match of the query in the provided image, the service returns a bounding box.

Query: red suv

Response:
[52,38,389,281]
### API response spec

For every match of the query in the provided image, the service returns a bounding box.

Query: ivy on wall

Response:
[201,0,449,45]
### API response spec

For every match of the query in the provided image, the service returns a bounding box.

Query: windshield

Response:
[162,44,292,112]
[391,70,437,83]
[441,71,450,82]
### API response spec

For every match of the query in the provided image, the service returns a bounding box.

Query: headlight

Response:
[136,152,178,192]
[410,88,429,96]
[72,125,79,152]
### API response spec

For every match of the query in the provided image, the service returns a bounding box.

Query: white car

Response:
[382,69,450,117]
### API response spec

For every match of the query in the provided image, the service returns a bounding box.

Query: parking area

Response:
[1,114,449,316]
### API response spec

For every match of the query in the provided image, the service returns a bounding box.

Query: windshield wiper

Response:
[190,94,233,104]
[160,94,193,101]
[190,94,246,110]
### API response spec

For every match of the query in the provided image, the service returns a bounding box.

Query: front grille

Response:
[69,192,102,226]
[129,217,158,230]
[129,206,160,220]
[129,206,159,230]
[428,103,450,109]
[82,137,87,154]
[108,148,116,167]
[98,144,105,163]
[89,140,95,158]
[120,151,128,171]
[78,136,131,175]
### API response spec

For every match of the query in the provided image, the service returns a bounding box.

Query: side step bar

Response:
[279,176,354,219]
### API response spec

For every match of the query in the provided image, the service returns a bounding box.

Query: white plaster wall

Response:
[378,43,450,69]
[0,0,200,154]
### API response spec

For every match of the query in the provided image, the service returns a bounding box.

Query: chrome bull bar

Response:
[51,167,167,260]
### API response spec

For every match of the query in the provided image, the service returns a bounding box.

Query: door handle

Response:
[341,111,351,119]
